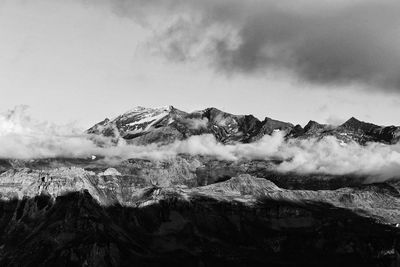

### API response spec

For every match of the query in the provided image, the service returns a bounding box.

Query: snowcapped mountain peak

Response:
[115,106,176,134]
[163,105,175,111]
[87,105,186,141]
[123,105,173,116]
[123,106,147,114]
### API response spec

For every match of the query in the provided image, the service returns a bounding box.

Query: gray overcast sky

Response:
[1,0,400,128]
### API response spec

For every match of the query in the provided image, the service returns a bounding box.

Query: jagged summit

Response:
[340,117,379,132]
[87,106,400,145]
[345,116,359,123]
[304,120,326,131]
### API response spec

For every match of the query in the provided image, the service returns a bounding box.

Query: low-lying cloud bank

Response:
[1,106,400,180]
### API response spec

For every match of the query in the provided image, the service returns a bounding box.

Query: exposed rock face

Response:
[87,106,400,145]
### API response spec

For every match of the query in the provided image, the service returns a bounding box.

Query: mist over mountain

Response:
[1,105,400,266]
[1,105,400,179]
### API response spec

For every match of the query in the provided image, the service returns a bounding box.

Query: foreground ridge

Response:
[1,168,399,224]
[1,167,400,266]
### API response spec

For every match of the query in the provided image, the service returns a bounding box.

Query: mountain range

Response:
[1,106,400,266]
[87,105,400,145]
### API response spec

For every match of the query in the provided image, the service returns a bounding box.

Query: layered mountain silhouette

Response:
[87,106,400,145]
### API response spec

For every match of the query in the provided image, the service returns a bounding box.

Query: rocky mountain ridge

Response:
[87,106,400,145]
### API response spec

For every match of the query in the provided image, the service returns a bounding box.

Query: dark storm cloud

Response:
[103,0,400,91]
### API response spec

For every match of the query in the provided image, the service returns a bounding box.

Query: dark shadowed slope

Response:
[1,175,400,266]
